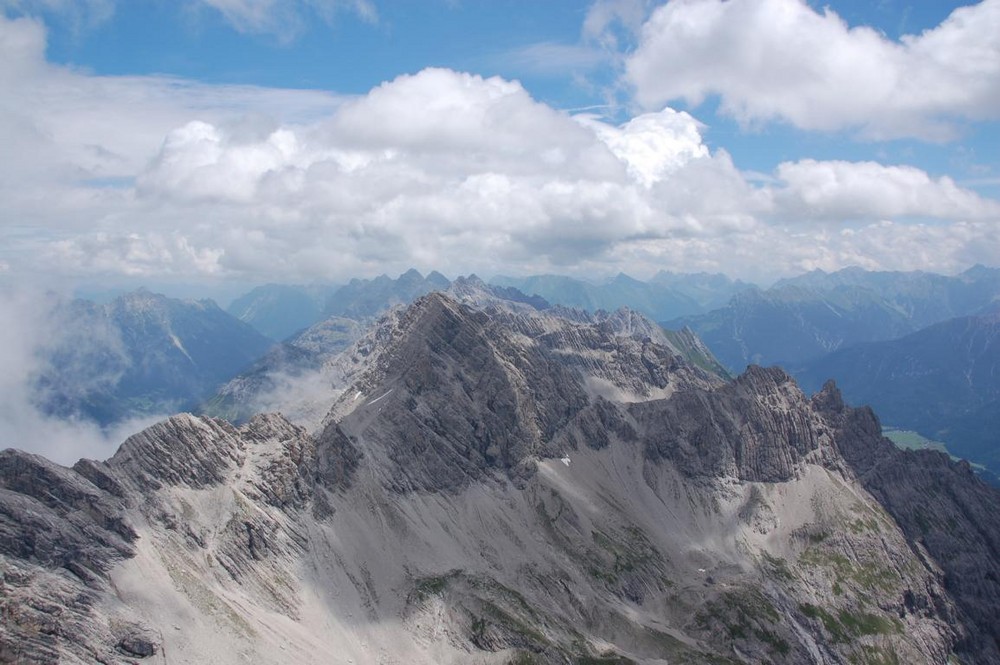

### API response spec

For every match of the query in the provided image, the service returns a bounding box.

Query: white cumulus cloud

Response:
[770,160,1000,222]
[625,0,1000,140]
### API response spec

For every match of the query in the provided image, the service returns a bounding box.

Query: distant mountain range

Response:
[492,271,751,322]
[670,265,1000,370]
[226,269,450,341]
[794,306,1000,475]
[226,283,333,341]
[35,289,273,424]
[226,270,752,342]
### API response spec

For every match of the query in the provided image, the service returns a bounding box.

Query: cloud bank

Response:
[1,10,999,290]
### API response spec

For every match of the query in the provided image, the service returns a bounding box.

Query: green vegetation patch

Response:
[799,546,899,593]
[695,589,788,656]
[410,569,463,600]
[472,598,549,647]
[846,517,881,535]
[588,526,664,586]
[576,652,637,665]
[800,603,901,643]
[882,428,949,454]
[760,551,795,582]
[848,644,901,665]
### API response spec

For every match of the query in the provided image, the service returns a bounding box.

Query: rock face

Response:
[819,381,1000,662]
[203,276,728,433]
[2,292,1000,664]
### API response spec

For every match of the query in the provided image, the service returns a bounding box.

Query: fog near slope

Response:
[244,367,343,431]
[0,287,166,465]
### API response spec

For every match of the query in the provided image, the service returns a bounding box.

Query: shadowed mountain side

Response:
[815,381,1000,660]
[227,283,335,341]
[795,308,1000,475]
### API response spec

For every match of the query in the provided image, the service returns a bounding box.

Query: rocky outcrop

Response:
[108,414,246,490]
[632,365,836,482]
[0,449,140,663]
[333,294,590,492]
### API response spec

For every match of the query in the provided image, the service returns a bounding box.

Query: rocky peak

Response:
[0,448,136,581]
[593,306,670,344]
[109,414,245,490]
[447,275,550,312]
[631,364,836,482]
[326,293,727,493]
[330,292,586,492]
[810,378,847,416]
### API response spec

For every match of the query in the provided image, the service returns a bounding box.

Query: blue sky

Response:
[1,0,999,291]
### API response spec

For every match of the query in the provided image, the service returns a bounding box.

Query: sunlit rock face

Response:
[2,291,999,664]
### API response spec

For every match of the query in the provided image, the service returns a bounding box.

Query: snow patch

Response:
[169,332,194,364]
[366,389,393,406]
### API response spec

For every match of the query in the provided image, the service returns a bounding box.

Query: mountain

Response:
[670,284,914,371]
[227,283,335,341]
[490,271,751,322]
[204,276,729,429]
[201,315,365,426]
[35,289,274,424]
[775,265,1000,325]
[649,270,754,310]
[794,306,1000,475]
[323,268,451,319]
[4,292,1000,663]
[673,265,1000,371]
[226,270,451,341]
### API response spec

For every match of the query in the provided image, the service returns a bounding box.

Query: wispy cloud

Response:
[0,0,114,30]
[196,0,377,41]
[3,0,376,40]
[502,41,607,76]
[0,287,164,464]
